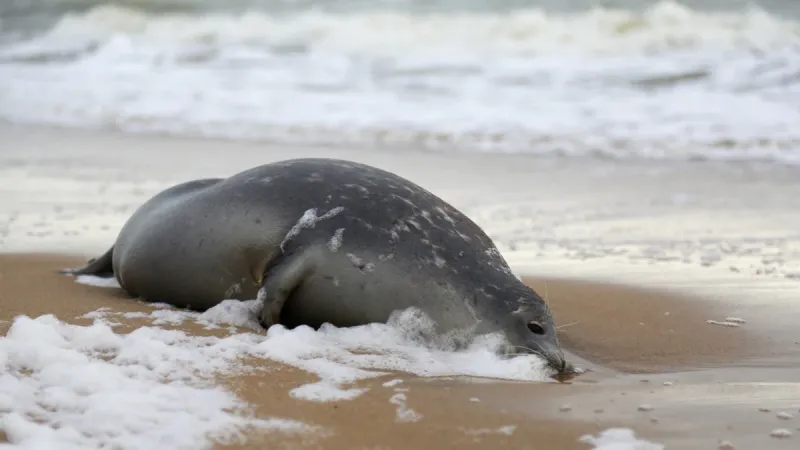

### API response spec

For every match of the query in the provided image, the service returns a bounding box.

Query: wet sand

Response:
[526,278,762,373]
[2,124,800,449]
[3,253,799,450]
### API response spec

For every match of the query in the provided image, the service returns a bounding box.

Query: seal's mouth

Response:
[549,361,584,383]
[501,345,581,382]
[541,353,582,383]
[529,341,576,382]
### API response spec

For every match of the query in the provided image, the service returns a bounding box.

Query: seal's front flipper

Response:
[59,247,115,277]
[257,250,316,329]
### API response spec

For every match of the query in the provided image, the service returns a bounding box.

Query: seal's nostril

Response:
[527,321,545,335]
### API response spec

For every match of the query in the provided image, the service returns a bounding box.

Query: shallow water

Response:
[1,0,799,163]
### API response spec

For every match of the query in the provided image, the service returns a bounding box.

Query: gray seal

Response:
[62,158,572,376]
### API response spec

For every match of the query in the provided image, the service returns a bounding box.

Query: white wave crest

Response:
[1,1,799,163]
[13,1,800,57]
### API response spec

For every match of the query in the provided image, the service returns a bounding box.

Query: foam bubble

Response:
[196,299,264,330]
[389,392,423,423]
[76,274,121,288]
[706,319,742,328]
[463,425,516,436]
[580,428,665,450]
[382,379,403,388]
[289,381,367,402]
[770,428,792,438]
[327,228,345,252]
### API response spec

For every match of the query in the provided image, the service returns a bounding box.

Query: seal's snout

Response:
[552,353,567,373]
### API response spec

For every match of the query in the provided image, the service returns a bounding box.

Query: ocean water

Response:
[1,0,799,163]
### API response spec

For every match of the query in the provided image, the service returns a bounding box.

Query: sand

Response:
[2,254,799,450]
[2,123,800,449]
[1,254,598,450]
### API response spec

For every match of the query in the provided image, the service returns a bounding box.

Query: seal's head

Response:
[503,296,574,380]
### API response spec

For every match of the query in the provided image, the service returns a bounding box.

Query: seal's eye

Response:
[527,321,545,335]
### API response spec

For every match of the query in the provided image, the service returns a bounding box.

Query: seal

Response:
[62,158,572,376]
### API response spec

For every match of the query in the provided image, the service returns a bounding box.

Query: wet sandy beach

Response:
[2,253,799,450]
[2,124,800,449]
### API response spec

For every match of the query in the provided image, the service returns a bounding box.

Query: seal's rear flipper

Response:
[59,247,115,277]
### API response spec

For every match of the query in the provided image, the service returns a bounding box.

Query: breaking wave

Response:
[1,1,799,163]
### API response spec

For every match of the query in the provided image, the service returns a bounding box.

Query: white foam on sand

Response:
[76,274,121,288]
[388,392,424,423]
[255,307,552,390]
[580,428,665,450]
[84,299,553,387]
[0,314,319,450]
[463,425,516,436]
[1,296,553,446]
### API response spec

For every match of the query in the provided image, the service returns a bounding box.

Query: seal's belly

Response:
[278,257,466,331]
[279,268,421,329]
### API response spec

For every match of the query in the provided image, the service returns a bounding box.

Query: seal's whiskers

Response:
[556,321,579,330]
[544,280,549,304]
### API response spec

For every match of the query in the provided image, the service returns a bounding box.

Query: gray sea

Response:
[1,0,799,162]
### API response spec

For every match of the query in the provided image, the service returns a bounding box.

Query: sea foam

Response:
[1,1,799,162]
[0,295,554,447]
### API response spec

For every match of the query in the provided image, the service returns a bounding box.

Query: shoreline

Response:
[3,120,799,169]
